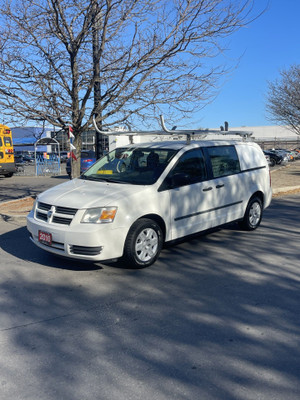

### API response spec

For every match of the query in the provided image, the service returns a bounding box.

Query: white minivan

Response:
[27,140,272,267]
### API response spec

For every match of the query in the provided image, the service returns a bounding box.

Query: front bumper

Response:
[27,210,127,261]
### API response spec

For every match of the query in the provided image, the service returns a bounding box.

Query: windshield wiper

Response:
[81,175,127,183]
[80,175,110,182]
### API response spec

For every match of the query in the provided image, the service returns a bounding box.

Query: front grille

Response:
[38,202,51,211]
[52,216,73,225]
[69,245,103,256]
[36,211,47,221]
[36,201,78,225]
[56,206,77,215]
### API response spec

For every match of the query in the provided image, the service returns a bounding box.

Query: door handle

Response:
[203,186,213,192]
[216,184,224,189]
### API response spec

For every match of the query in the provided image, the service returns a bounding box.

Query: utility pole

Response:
[92,1,103,159]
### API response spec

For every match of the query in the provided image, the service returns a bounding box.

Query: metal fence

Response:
[35,153,61,175]
[14,154,61,176]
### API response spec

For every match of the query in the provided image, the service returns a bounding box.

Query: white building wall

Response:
[110,125,299,149]
[231,125,299,141]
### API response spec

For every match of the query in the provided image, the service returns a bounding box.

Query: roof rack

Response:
[93,115,253,144]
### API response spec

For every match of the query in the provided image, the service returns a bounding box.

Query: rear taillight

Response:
[83,159,93,162]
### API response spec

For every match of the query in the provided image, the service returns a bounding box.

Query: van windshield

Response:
[81,147,177,185]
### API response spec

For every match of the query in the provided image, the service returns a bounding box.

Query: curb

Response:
[0,196,35,222]
[272,186,300,195]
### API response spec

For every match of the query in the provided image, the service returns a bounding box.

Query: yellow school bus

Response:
[0,124,15,177]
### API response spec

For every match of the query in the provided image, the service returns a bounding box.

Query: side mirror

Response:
[159,172,191,192]
[166,172,190,189]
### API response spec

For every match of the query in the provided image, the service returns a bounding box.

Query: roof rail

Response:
[93,115,253,144]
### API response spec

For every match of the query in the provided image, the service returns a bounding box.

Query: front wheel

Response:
[123,218,163,268]
[240,196,263,231]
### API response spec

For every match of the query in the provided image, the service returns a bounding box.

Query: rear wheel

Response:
[240,196,263,231]
[269,158,276,167]
[123,218,163,268]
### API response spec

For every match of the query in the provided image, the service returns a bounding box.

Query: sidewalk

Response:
[271,160,300,196]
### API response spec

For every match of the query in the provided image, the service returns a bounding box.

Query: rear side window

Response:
[207,145,240,178]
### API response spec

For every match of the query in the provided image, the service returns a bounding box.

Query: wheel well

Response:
[250,191,264,206]
[137,214,166,240]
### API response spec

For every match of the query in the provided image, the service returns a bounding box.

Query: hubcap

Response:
[135,228,158,262]
[249,202,261,227]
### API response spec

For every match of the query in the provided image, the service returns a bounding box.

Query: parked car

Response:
[27,140,272,268]
[60,151,69,163]
[66,150,96,178]
[272,149,295,162]
[263,150,283,167]
[14,154,25,164]
[22,154,35,164]
[264,153,271,166]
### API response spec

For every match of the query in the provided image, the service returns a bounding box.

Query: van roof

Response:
[121,139,246,151]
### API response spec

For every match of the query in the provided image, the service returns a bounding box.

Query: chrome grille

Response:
[38,202,51,211]
[52,216,73,225]
[36,201,78,225]
[36,211,47,221]
[56,206,77,215]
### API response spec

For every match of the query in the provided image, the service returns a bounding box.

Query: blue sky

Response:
[183,0,300,129]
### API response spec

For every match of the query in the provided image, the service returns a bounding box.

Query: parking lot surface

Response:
[0,185,300,399]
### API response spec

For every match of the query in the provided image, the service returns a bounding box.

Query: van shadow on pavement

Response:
[1,226,103,271]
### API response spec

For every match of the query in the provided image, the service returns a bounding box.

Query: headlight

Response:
[81,207,117,224]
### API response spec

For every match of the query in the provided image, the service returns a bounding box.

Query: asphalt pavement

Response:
[0,174,69,203]
[0,192,300,400]
[1,163,300,400]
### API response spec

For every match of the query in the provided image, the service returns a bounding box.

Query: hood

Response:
[37,178,150,209]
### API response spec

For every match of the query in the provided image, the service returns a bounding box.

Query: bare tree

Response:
[0,0,260,177]
[267,64,300,135]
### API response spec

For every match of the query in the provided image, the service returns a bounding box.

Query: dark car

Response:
[22,154,35,164]
[66,150,96,178]
[14,154,25,164]
[263,150,283,167]
[60,151,69,163]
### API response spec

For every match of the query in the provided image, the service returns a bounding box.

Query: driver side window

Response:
[167,148,207,188]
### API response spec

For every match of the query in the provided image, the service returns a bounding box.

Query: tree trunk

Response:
[72,134,82,178]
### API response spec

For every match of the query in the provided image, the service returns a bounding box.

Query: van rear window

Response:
[207,145,240,178]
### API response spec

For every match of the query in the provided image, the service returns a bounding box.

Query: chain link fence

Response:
[15,154,62,176]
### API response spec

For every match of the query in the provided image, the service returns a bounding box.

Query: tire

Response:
[269,158,276,167]
[240,196,263,231]
[4,172,13,178]
[123,218,163,268]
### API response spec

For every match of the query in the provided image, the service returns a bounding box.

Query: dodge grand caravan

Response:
[27,140,272,268]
